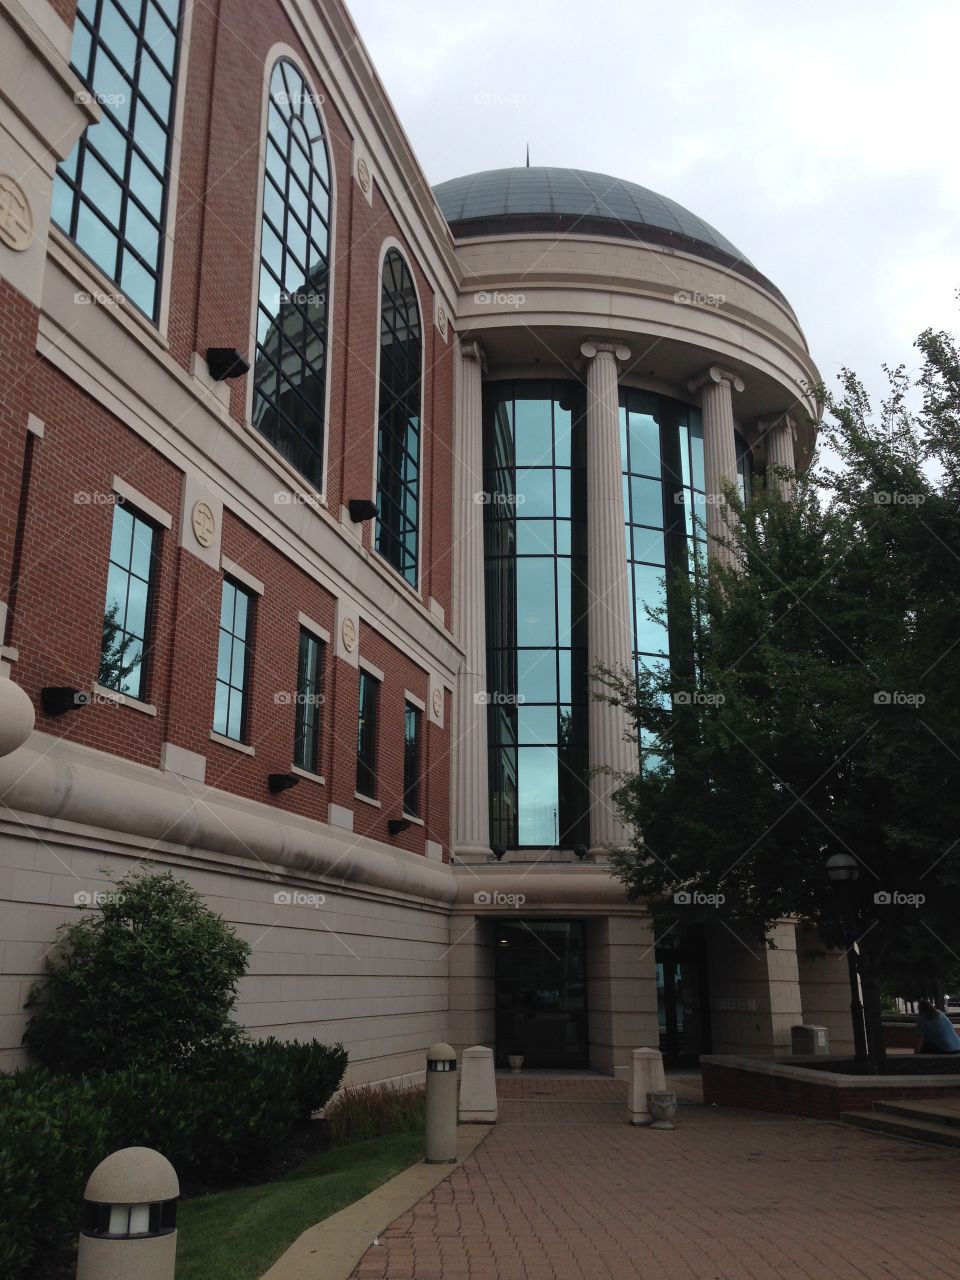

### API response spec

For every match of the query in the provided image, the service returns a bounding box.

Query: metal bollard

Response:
[77,1146,178,1280]
[424,1042,458,1163]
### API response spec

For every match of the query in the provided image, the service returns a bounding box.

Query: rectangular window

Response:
[100,502,158,700]
[403,702,422,817]
[294,628,324,774]
[214,578,253,741]
[356,670,380,797]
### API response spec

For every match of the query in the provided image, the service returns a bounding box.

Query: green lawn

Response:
[175,1131,424,1280]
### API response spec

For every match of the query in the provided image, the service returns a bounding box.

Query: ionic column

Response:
[765,414,796,498]
[689,365,744,567]
[581,340,636,857]
[453,341,491,859]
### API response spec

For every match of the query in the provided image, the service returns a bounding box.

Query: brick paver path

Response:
[349,1074,960,1279]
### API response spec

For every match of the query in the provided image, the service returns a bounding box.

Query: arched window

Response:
[375,250,422,586]
[252,59,331,490]
[52,0,184,319]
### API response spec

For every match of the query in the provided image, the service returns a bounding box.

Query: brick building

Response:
[0,0,851,1083]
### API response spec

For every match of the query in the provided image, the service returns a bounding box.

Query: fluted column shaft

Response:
[454,341,491,858]
[690,365,744,567]
[582,340,636,856]
[766,415,796,498]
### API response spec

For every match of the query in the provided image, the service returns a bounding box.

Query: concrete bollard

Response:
[77,1147,178,1280]
[425,1042,458,1163]
[628,1047,666,1125]
[458,1045,498,1124]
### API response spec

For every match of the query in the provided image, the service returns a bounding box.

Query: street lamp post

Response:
[825,852,871,1068]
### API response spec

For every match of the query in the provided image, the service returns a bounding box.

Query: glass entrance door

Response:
[494,919,588,1068]
[655,948,709,1065]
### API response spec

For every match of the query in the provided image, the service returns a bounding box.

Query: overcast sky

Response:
[348,0,959,429]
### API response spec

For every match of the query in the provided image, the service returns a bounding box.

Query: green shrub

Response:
[0,1069,108,1280]
[325,1081,425,1145]
[0,1041,348,1280]
[23,869,250,1074]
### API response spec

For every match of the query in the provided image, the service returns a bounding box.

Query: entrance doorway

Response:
[655,930,711,1065]
[494,919,588,1068]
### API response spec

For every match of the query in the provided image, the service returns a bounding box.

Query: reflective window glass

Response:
[100,501,157,699]
[54,0,182,319]
[213,579,253,742]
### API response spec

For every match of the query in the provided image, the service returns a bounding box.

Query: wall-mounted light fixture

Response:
[348,499,379,523]
[268,773,300,794]
[41,687,89,716]
[206,347,250,381]
[388,817,411,836]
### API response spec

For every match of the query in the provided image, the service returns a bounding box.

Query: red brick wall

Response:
[3,0,454,858]
[702,1062,960,1121]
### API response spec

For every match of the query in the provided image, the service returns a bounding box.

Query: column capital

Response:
[460,339,487,371]
[688,364,745,395]
[581,339,631,364]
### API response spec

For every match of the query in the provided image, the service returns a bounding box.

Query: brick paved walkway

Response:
[349,1074,960,1280]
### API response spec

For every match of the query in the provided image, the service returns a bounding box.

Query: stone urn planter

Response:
[507,1054,524,1073]
[647,1090,677,1129]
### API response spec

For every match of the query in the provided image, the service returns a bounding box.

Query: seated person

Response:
[915,1001,960,1054]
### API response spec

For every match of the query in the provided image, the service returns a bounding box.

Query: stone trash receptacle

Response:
[76,1146,179,1280]
[459,1045,498,1123]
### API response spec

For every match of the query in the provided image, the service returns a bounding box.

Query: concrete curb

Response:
[260,1126,491,1280]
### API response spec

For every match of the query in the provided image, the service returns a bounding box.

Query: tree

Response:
[99,599,142,691]
[23,868,251,1073]
[601,308,960,1066]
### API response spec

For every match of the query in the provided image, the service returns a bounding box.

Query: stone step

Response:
[873,1100,960,1129]
[841,1109,960,1150]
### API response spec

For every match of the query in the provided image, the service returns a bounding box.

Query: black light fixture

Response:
[268,773,299,794]
[206,347,250,381]
[388,817,411,836]
[491,846,506,862]
[575,844,589,862]
[348,498,379,523]
[41,687,89,716]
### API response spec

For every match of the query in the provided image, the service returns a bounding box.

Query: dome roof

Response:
[433,166,752,271]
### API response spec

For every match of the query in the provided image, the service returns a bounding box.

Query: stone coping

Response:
[701,1054,960,1091]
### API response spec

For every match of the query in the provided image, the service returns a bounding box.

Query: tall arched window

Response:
[375,250,422,586]
[252,59,332,490]
[52,0,184,319]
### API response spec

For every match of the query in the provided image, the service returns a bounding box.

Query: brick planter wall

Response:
[702,1056,960,1121]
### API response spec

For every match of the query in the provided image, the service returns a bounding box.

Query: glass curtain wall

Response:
[483,382,589,850]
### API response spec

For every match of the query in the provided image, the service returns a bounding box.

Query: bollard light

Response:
[424,1042,458,1164]
[77,1146,179,1280]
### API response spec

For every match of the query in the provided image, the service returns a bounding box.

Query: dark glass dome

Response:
[433,165,755,276]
